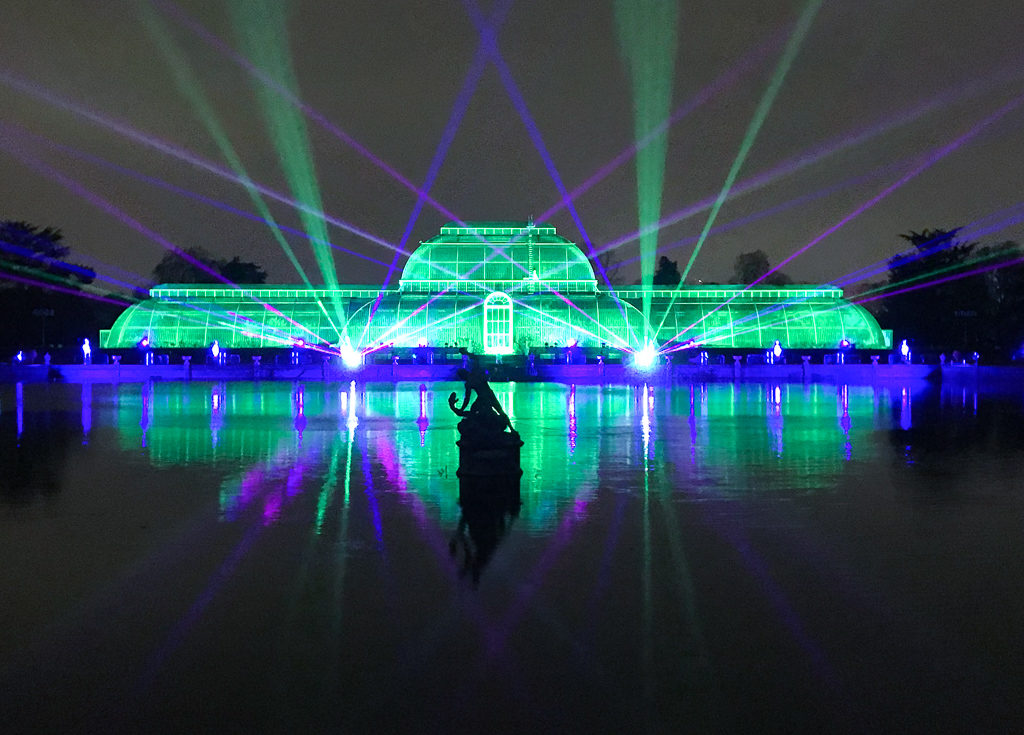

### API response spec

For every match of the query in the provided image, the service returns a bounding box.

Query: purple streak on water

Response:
[482,487,594,661]
[132,520,262,698]
[368,429,521,689]
[360,450,387,555]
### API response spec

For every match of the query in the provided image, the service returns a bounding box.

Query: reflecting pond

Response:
[2,380,1023,733]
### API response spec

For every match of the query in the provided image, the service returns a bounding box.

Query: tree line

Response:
[0,221,265,360]
[3,219,1023,360]
[605,232,1024,359]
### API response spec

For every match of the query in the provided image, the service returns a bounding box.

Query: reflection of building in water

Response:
[108,382,912,524]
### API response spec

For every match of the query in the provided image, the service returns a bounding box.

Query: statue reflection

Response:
[449,473,522,586]
[448,358,523,585]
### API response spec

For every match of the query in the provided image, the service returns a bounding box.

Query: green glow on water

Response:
[315,441,341,534]
[228,0,342,317]
[614,0,679,335]
[668,0,824,320]
[87,380,910,535]
[139,3,316,291]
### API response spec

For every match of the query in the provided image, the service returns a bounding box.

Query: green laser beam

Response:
[658,0,824,337]
[139,2,316,291]
[228,0,342,321]
[614,0,679,338]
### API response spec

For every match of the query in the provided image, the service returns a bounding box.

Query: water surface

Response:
[2,379,1023,733]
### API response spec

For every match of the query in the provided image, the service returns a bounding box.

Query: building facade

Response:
[101,221,891,356]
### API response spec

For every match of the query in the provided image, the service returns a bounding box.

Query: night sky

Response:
[2,0,1024,291]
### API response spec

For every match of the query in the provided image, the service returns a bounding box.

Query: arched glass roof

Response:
[400,221,597,293]
[98,225,891,352]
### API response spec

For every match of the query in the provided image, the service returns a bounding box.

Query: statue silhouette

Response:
[448,360,516,440]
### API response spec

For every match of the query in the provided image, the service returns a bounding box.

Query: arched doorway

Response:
[483,292,513,355]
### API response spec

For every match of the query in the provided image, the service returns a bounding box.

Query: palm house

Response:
[100,221,891,356]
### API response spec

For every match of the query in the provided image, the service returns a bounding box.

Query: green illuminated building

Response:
[100,221,890,354]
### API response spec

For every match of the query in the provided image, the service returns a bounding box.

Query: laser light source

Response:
[210,339,224,365]
[634,341,657,370]
[339,339,362,370]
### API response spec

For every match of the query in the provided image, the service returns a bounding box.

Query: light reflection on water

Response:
[3,379,1020,523]
[3,379,1024,731]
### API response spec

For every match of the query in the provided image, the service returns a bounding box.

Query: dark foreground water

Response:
[2,379,1023,733]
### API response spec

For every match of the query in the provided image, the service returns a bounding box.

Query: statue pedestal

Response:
[455,422,523,479]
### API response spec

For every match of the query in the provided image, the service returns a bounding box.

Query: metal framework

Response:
[100,221,891,353]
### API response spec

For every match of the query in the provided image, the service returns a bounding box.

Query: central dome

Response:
[399,221,597,294]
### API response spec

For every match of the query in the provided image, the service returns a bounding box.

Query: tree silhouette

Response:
[152,247,222,284]
[652,255,681,286]
[880,229,1024,357]
[151,247,267,284]
[880,229,975,351]
[220,256,267,284]
[0,220,95,286]
[593,248,626,286]
[0,220,114,356]
[730,250,791,285]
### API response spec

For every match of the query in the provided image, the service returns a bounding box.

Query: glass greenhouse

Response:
[100,221,891,354]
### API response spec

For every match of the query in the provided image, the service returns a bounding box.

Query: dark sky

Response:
[3,0,1024,291]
